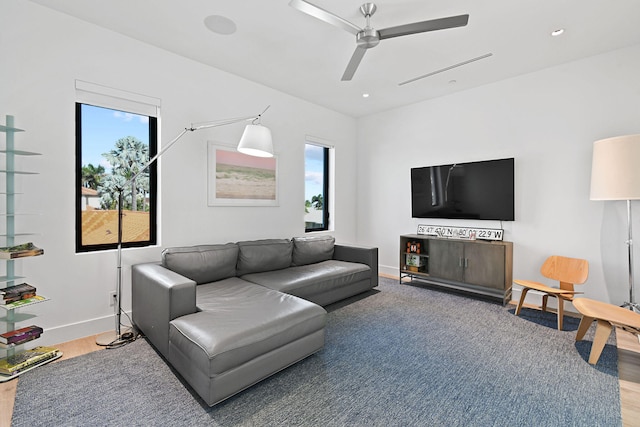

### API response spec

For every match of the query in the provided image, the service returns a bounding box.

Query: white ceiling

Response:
[29,0,640,118]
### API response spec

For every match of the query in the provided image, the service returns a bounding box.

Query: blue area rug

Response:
[12,278,620,426]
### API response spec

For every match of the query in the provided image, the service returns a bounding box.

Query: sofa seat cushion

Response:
[169,278,326,377]
[241,260,371,301]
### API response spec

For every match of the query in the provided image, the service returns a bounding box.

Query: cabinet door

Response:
[429,240,464,282]
[463,242,505,289]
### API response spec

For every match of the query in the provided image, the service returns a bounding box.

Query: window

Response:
[304,143,329,232]
[75,103,158,252]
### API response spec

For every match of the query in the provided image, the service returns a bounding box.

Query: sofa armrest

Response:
[333,244,379,288]
[132,262,197,358]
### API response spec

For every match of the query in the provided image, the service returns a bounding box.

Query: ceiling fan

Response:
[289,0,469,81]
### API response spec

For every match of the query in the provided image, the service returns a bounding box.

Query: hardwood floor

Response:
[0,308,638,426]
[618,329,640,426]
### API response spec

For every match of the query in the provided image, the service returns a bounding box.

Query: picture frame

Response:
[207,142,279,206]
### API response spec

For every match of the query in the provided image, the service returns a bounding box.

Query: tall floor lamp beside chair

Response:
[590,134,640,313]
[514,255,589,330]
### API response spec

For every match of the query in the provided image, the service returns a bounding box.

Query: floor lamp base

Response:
[621,301,640,313]
[95,326,134,347]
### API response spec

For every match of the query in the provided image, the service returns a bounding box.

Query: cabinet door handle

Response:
[459,258,463,267]
[464,258,469,268]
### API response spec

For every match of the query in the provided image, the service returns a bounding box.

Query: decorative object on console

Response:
[97,106,275,347]
[417,224,504,241]
[590,134,640,312]
[407,241,421,253]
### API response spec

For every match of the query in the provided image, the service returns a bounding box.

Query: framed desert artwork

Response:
[207,142,279,206]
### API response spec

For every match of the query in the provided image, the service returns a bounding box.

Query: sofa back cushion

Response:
[162,244,238,285]
[291,235,335,266]
[236,239,293,276]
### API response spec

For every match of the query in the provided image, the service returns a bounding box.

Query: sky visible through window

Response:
[305,144,324,203]
[81,104,149,171]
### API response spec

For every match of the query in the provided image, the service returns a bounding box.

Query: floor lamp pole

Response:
[623,200,639,312]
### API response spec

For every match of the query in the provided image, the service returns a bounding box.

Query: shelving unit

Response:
[0,115,59,381]
[400,234,513,305]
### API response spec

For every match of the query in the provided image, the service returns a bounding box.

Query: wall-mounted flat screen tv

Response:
[411,157,515,221]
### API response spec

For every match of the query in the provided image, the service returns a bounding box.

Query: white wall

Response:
[357,43,640,308]
[0,2,358,345]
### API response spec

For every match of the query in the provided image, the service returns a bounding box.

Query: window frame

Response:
[305,142,330,233]
[75,102,158,253]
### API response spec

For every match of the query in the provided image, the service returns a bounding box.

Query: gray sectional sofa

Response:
[131,236,378,406]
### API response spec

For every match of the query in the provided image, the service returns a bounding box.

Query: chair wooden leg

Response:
[542,294,548,312]
[557,298,564,330]
[515,287,530,316]
[588,319,613,365]
[575,315,594,341]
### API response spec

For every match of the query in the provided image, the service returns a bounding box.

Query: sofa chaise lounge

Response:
[132,236,378,406]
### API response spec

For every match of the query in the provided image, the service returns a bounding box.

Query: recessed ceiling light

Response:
[551,28,565,37]
[362,93,370,98]
[204,15,237,35]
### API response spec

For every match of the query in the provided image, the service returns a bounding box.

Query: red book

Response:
[0,325,43,344]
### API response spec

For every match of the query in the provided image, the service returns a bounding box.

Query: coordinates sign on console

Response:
[417,225,503,241]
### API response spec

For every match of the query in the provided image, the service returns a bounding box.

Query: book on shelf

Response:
[0,325,43,345]
[0,242,44,259]
[1,283,36,304]
[0,346,59,375]
[2,295,47,309]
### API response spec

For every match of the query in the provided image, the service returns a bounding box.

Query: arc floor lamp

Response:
[96,106,273,346]
[590,134,640,313]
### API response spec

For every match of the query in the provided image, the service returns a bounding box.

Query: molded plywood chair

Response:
[574,298,640,364]
[514,255,589,330]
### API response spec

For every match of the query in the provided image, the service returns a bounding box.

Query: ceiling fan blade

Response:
[341,47,367,81]
[379,14,469,40]
[289,0,361,35]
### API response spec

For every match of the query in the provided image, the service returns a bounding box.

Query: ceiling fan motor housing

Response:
[357,27,380,48]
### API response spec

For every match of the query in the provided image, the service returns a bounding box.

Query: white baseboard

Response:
[379,264,399,278]
[39,311,133,347]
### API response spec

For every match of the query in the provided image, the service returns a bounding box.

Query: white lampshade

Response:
[590,134,640,200]
[237,124,274,158]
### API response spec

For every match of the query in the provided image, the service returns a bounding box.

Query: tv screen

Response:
[411,158,515,221]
